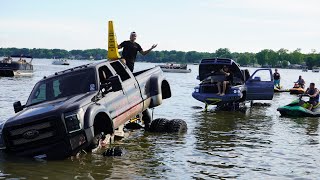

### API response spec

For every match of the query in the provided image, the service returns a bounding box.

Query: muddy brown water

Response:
[0,60,320,179]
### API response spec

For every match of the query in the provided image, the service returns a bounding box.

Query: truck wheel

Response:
[166,119,187,133]
[102,146,123,157]
[149,118,169,132]
[85,132,106,152]
[142,109,152,131]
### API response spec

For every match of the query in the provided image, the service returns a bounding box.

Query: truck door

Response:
[110,62,143,114]
[98,65,129,122]
[246,68,274,100]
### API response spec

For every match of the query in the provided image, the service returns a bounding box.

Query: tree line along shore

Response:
[1,47,320,69]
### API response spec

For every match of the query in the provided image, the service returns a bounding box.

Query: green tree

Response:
[237,53,251,65]
[215,48,232,58]
[289,48,303,64]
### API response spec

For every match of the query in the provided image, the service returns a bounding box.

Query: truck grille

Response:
[4,117,65,152]
[200,85,218,93]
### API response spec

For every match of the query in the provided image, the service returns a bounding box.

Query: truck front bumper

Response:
[4,130,88,159]
[192,91,242,105]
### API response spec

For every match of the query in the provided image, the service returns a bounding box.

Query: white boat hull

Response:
[52,60,70,65]
[161,68,191,73]
[14,70,33,76]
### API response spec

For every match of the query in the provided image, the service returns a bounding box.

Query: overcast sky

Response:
[0,0,319,53]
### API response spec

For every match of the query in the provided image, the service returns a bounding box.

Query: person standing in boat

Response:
[305,83,319,110]
[295,75,305,88]
[273,69,281,88]
[118,32,157,72]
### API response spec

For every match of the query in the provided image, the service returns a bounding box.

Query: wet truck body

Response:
[0,60,171,159]
[192,58,274,106]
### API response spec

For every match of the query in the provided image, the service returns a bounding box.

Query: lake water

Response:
[0,59,320,179]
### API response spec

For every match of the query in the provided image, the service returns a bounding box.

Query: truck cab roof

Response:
[43,61,106,80]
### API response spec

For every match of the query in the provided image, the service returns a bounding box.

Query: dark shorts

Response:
[125,60,134,72]
[308,100,318,106]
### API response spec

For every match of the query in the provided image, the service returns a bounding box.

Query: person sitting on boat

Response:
[273,69,281,88]
[305,83,319,110]
[217,66,233,96]
[295,75,305,88]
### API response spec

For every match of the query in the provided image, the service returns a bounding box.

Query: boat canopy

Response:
[10,55,33,58]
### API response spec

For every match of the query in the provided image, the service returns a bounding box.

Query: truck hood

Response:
[6,92,96,124]
[198,59,243,81]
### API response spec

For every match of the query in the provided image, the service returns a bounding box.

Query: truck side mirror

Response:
[13,101,24,113]
[250,76,261,82]
[107,75,123,92]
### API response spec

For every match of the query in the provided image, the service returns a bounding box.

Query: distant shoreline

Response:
[1,47,319,69]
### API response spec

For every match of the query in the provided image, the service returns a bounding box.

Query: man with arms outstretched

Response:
[118,32,157,72]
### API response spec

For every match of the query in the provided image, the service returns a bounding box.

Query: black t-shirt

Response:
[226,72,233,83]
[120,41,142,63]
[273,72,280,80]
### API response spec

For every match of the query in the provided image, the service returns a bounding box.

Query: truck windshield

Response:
[27,69,96,106]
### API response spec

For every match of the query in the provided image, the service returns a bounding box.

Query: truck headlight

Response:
[195,88,200,93]
[0,123,6,150]
[64,109,83,133]
[233,89,241,94]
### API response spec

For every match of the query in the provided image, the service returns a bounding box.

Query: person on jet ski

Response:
[305,82,319,110]
[273,69,281,88]
[217,66,233,96]
[295,75,305,88]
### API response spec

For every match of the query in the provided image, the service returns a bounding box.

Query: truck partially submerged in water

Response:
[0,20,174,159]
[192,58,274,110]
[0,60,171,159]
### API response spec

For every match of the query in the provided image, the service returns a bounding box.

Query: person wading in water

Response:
[273,68,281,88]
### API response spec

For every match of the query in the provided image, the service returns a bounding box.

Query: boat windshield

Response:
[26,68,96,106]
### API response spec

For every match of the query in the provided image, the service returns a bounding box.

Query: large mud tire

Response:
[102,146,123,157]
[149,118,169,132]
[142,109,152,131]
[85,132,106,152]
[166,119,187,133]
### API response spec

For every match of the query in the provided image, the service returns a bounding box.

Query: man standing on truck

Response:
[118,32,157,72]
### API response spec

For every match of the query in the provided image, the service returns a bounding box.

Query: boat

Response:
[289,83,305,94]
[52,59,70,65]
[277,95,320,117]
[274,86,289,93]
[0,55,33,77]
[312,67,320,73]
[157,63,191,73]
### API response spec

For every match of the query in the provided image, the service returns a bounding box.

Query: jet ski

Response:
[277,94,320,117]
[289,83,305,94]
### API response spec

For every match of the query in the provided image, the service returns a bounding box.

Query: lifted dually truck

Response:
[0,60,171,159]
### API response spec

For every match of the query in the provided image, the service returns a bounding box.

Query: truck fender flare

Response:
[149,75,163,107]
[84,105,114,134]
